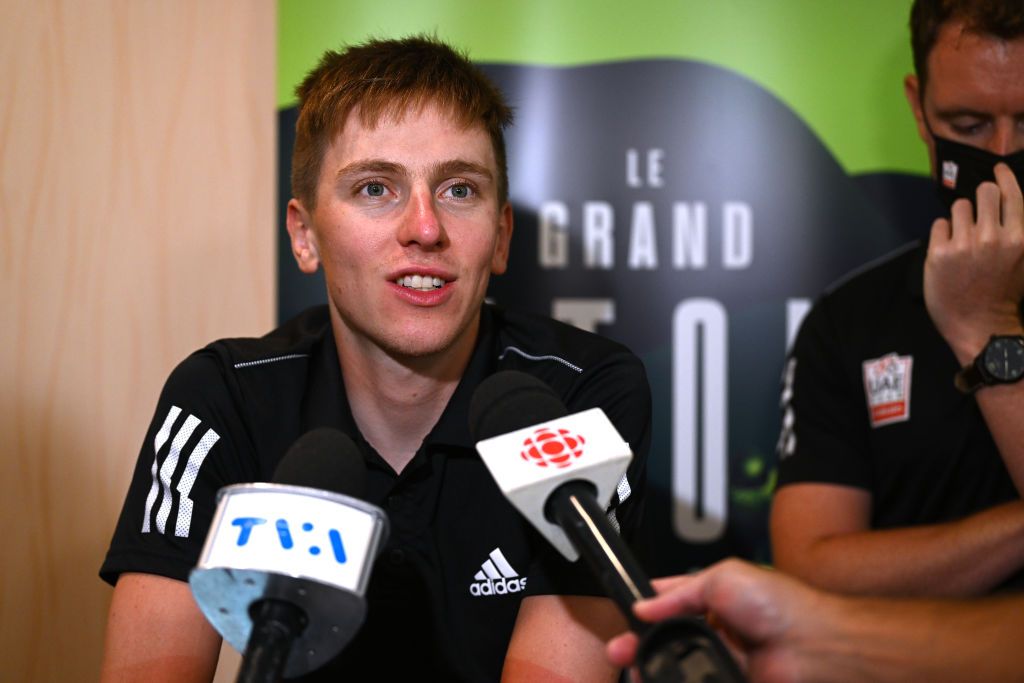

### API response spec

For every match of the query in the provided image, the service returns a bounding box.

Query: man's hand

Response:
[606,559,826,682]
[924,163,1024,365]
[606,559,1024,683]
[923,162,1024,492]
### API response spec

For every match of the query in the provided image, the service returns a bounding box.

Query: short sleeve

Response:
[570,351,651,543]
[100,350,258,584]
[523,350,652,597]
[776,298,873,490]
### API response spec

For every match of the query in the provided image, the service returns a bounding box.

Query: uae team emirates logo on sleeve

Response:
[862,353,913,427]
[521,427,586,468]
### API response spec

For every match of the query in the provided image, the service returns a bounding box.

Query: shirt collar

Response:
[302,305,497,453]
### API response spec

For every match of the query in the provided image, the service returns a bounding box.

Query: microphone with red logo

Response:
[189,428,389,682]
[469,371,745,683]
[469,370,648,618]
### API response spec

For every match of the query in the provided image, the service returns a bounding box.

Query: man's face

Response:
[286,102,513,362]
[905,20,1024,173]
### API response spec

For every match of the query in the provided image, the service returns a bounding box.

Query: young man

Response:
[772,0,1024,597]
[99,36,650,681]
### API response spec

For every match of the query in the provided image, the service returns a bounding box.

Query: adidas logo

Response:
[469,548,528,596]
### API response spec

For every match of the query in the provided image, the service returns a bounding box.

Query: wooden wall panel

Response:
[0,1,275,680]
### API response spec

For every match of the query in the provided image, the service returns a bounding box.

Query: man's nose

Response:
[398,187,447,249]
[988,119,1022,156]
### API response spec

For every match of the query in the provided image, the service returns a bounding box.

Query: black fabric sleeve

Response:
[569,350,651,543]
[100,350,259,585]
[775,297,873,490]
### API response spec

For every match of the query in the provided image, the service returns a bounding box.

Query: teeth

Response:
[396,274,446,290]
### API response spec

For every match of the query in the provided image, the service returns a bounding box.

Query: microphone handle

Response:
[544,481,747,683]
[636,617,747,683]
[544,480,656,631]
[236,599,308,683]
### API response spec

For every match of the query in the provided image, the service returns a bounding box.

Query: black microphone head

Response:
[272,427,366,499]
[469,371,569,441]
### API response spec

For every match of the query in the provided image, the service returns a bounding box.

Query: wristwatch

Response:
[954,335,1024,393]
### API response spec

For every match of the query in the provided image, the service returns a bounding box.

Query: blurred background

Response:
[1,1,927,680]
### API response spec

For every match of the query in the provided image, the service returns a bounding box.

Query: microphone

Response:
[469,371,745,683]
[189,428,389,681]
[469,371,641,598]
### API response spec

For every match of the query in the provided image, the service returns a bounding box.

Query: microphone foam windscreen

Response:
[469,371,568,441]
[272,427,366,499]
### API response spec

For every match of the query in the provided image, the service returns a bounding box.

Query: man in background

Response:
[99,35,650,682]
[772,0,1024,596]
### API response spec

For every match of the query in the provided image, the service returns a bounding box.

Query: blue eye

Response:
[449,184,472,199]
[365,183,386,197]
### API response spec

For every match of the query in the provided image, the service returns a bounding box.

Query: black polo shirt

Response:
[101,303,651,680]
[776,241,1022,589]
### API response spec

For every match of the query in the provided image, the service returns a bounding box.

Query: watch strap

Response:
[954,360,986,393]
[954,335,1024,394]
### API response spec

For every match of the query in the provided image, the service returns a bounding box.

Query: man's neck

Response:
[333,322,477,475]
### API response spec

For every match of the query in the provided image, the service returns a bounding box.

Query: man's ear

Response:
[904,73,938,175]
[903,74,930,145]
[490,201,514,275]
[286,198,321,274]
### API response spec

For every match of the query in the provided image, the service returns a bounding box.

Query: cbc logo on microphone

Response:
[520,427,586,469]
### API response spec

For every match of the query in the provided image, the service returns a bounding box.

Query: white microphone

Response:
[469,371,650,614]
[469,372,746,683]
[189,428,389,681]
[470,375,632,562]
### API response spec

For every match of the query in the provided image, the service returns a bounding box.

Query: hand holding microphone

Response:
[189,428,389,682]
[469,371,745,683]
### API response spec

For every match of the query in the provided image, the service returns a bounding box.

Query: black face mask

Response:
[931,133,1024,212]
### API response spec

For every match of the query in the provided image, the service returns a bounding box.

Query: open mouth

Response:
[396,274,446,291]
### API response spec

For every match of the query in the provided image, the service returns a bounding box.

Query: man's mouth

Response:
[396,274,446,291]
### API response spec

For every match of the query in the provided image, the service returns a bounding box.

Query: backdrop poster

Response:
[276,1,938,573]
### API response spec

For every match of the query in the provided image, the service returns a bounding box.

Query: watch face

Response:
[983,337,1024,382]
